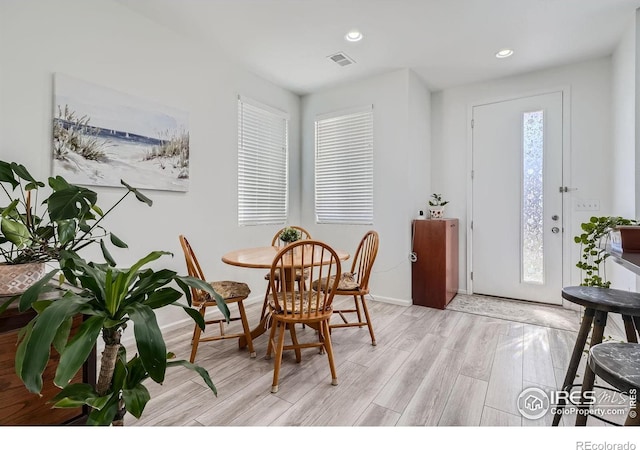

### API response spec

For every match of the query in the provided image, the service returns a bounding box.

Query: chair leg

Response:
[271,321,286,393]
[266,316,277,360]
[575,310,608,426]
[359,295,377,346]
[189,306,206,363]
[353,295,363,326]
[261,281,272,322]
[237,300,256,358]
[553,308,595,426]
[622,315,638,343]
[317,321,326,354]
[289,324,302,363]
[322,320,338,386]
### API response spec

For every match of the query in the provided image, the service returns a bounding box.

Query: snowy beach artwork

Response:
[52,73,189,192]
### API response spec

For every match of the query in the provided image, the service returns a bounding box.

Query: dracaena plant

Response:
[0,160,146,265]
[12,250,228,426]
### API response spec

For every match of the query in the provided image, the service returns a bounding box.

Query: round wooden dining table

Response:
[222,245,350,347]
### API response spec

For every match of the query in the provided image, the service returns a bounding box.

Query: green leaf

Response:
[182,305,205,331]
[10,162,44,187]
[86,394,119,425]
[91,204,104,217]
[18,268,59,311]
[0,295,18,316]
[0,199,19,217]
[176,275,230,321]
[126,302,167,383]
[54,315,105,388]
[144,287,183,309]
[48,175,71,192]
[0,216,30,247]
[50,383,111,411]
[122,384,151,419]
[109,232,128,248]
[0,161,19,188]
[52,316,73,355]
[57,219,76,245]
[47,186,97,221]
[120,180,153,206]
[17,293,88,393]
[100,239,116,267]
[167,359,217,395]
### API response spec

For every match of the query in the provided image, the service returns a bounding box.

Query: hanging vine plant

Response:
[574,216,637,287]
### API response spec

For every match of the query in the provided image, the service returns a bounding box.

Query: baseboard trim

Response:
[367,295,412,307]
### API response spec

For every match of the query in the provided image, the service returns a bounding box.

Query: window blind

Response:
[237,96,289,226]
[315,106,373,224]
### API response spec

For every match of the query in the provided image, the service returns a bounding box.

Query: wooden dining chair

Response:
[265,240,341,393]
[260,226,312,321]
[313,230,379,346]
[179,235,256,363]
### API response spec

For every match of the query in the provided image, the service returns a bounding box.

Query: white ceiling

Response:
[117,0,640,95]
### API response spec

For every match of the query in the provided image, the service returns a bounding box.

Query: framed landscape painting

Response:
[52,73,189,192]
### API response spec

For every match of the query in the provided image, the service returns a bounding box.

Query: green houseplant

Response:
[574,216,637,287]
[0,160,148,295]
[0,159,228,425]
[12,250,227,425]
[279,226,302,244]
[428,193,449,219]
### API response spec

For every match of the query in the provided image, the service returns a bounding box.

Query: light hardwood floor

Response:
[124,295,628,427]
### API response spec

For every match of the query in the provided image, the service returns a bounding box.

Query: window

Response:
[315,105,373,224]
[521,110,544,284]
[237,96,289,226]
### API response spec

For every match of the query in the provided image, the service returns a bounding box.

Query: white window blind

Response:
[315,106,373,224]
[237,96,289,226]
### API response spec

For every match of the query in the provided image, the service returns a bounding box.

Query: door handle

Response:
[551,227,560,234]
[551,215,559,221]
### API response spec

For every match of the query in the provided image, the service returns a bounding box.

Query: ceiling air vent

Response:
[327,52,355,67]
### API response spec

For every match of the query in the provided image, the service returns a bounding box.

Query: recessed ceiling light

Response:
[496,49,514,58]
[345,30,363,42]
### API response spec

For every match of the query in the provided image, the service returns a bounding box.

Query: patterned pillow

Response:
[337,272,359,290]
[312,272,359,292]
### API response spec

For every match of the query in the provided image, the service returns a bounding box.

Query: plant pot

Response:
[0,262,46,296]
[615,226,640,253]
[429,207,444,219]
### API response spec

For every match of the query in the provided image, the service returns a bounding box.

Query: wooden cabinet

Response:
[411,218,459,309]
[0,297,96,425]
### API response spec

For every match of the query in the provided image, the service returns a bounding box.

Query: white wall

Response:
[0,0,301,328]
[609,13,638,291]
[301,69,431,305]
[432,57,613,299]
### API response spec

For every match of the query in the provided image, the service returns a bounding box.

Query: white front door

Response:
[471,91,563,305]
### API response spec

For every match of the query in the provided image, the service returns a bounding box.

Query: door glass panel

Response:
[522,110,544,284]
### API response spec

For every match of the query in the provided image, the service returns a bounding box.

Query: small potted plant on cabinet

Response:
[428,193,449,219]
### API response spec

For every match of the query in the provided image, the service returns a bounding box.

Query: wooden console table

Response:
[0,295,96,425]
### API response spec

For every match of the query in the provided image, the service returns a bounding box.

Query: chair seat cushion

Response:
[312,272,359,292]
[208,280,251,300]
[264,269,309,281]
[269,291,331,315]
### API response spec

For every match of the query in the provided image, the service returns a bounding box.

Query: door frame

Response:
[466,86,572,305]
